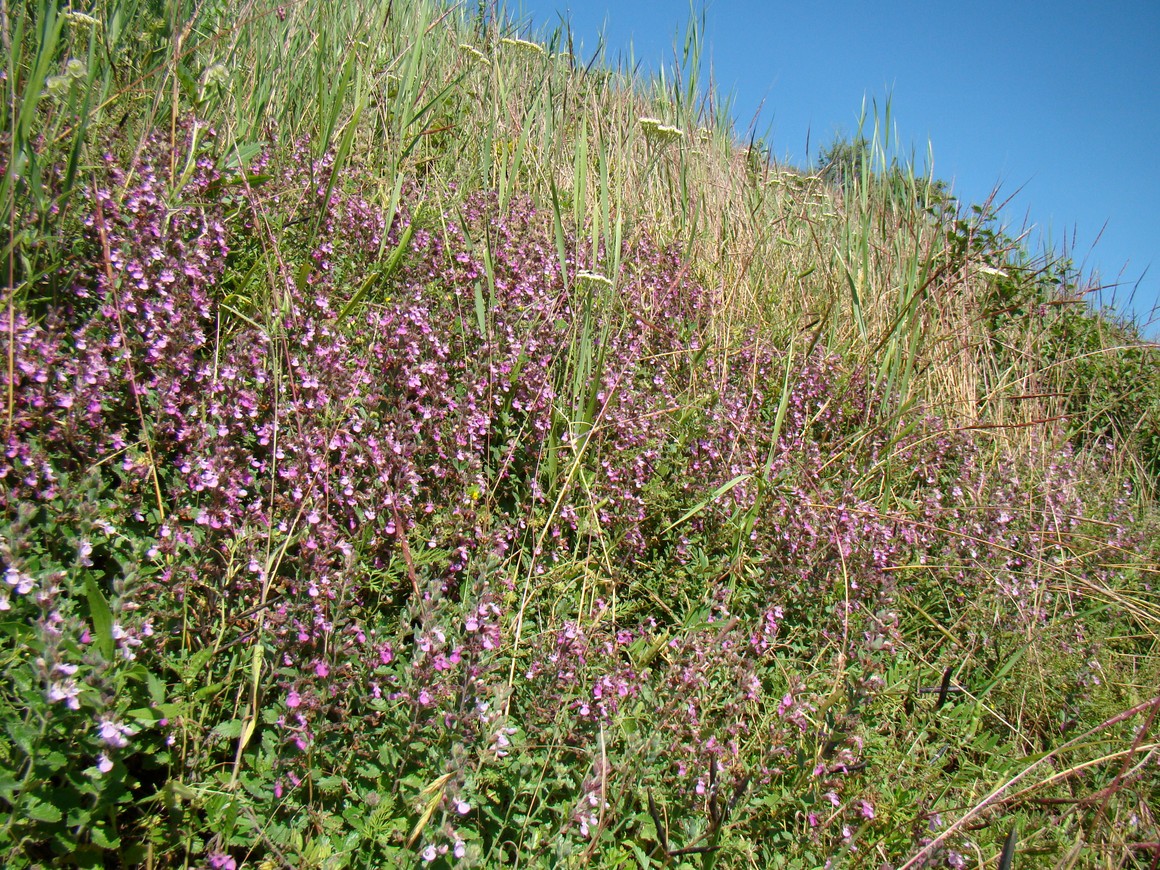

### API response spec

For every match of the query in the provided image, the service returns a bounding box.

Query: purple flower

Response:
[47,679,81,710]
[96,717,134,748]
[4,567,34,594]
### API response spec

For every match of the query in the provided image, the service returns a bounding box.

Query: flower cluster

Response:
[2,119,1146,866]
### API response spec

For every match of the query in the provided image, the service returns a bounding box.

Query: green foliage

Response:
[1046,307,1160,490]
[0,483,172,865]
[816,135,870,190]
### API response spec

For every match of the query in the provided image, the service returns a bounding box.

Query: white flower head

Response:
[65,11,102,28]
[575,271,613,289]
[639,117,683,143]
[500,37,545,55]
[459,43,491,65]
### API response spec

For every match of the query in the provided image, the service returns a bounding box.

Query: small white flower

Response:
[64,11,101,28]
[639,117,683,142]
[459,43,490,65]
[575,271,612,289]
[500,37,545,55]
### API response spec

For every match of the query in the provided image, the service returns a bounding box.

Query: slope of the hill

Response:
[1,2,1157,867]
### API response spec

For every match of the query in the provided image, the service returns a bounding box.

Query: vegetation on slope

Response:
[1,1,1158,867]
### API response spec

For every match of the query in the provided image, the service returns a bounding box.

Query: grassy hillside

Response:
[2,1,1158,867]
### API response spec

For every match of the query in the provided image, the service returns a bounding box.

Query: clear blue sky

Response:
[514,0,1160,336]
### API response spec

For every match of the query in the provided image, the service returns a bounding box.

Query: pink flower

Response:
[96,718,134,748]
[777,693,794,716]
[286,691,301,708]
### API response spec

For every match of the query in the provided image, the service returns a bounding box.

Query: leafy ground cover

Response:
[2,1,1158,867]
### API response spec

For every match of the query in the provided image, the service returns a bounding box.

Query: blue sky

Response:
[514,0,1160,336]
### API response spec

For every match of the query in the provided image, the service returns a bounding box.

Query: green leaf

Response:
[85,576,115,661]
[180,646,216,683]
[26,799,64,823]
[211,719,244,740]
[41,751,68,773]
[317,775,345,794]
[90,824,120,849]
[0,619,32,638]
[147,671,167,706]
[6,720,37,754]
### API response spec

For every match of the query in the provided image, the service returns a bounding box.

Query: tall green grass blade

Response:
[550,182,569,292]
[998,823,1018,870]
[337,218,416,322]
[662,473,752,535]
[762,341,796,478]
[572,116,588,234]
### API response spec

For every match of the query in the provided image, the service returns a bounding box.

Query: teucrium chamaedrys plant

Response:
[1,0,1157,864]
[2,116,1153,866]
